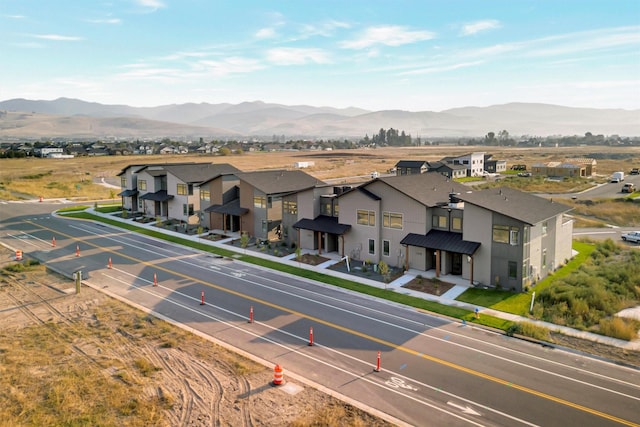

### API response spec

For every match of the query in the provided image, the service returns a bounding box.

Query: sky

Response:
[1,0,639,112]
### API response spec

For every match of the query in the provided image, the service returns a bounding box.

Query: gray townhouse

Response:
[231,170,325,242]
[117,164,148,213]
[334,172,573,291]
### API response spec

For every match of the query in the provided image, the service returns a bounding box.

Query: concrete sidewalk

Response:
[86,209,640,353]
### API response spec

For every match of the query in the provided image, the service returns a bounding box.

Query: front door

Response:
[452,253,462,275]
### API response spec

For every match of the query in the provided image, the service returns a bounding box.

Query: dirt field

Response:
[0,250,392,427]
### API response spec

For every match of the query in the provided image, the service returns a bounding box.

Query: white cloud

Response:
[33,34,83,41]
[400,60,484,75]
[196,57,265,76]
[4,14,25,19]
[461,20,501,36]
[135,0,165,9]
[341,25,435,49]
[266,47,331,65]
[88,18,122,24]
[256,27,276,39]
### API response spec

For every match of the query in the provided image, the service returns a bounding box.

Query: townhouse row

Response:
[118,161,574,292]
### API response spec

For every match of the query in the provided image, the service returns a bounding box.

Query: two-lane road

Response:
[1,202,639,426]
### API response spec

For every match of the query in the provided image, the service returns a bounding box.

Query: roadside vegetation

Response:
[69,208,640,342]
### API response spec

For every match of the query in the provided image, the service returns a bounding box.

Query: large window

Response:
[320,200,332,216]
[357,209,375,226]
[177,183,187,195]
[383,212,403,229]
[452,217,462,231]
[121,176,127,188]
[138,179,147,191]
[493,225,520,245]
[183,203,194,216]
[368,239,375,255]
[383,240,390,256]
[253,195,266,208]
[283,200,297,215]
[200,189,210,201]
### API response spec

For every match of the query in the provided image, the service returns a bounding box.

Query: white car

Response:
[621,231,640,243]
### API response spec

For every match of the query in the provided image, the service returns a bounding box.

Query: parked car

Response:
[622,183,636,193]
[510,164,527,171]
[621,231,640,243]
[517,172,532,177]
[630,168,639,175]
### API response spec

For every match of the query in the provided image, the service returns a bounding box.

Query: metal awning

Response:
[118,188,138,197]
[293,215,351,235]
[400,229,480,255]
[204,199,248,216]
[139,190,173,202]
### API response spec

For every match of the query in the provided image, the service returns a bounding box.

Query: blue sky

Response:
[1,0,639,111]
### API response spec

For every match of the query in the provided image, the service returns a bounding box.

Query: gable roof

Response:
[395,160,428,168]
[163,163,239,184]
[456,187,572,225]
[235,170,324,194]
[374,172,469,207]
[293,215,351,235]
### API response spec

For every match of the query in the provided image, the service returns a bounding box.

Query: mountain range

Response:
[0,97,638,139]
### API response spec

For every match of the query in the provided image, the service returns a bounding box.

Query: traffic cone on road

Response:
[75,245,80,257]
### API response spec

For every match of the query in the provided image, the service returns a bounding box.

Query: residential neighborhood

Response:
[117,158,574,293]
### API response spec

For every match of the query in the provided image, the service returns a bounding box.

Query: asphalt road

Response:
[1,201,639,427]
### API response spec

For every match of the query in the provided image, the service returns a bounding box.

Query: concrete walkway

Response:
[87,209,640,353]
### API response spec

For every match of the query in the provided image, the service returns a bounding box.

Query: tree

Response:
[240,232,249,253]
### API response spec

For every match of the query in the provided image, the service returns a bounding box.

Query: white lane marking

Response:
[103,269,542,427]
[64,221,640,397]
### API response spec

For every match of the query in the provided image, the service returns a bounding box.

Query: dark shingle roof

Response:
[400,230,480,255]
[235,170,324,194]
[376,172,468,207]
[118,189,138,197]
[395,160,428,168]
[456,187,572,225]
[163,163,239,184]
[293,215,351,235]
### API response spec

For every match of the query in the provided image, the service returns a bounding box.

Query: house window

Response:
[432,215,447,229]
[253,195,266,208]
[138,180,147,191]
[357,209,375,226]
[121,176,127,188]
[138,200,143,210]
[542,221,548,236]
[383,240,390,256]
[510,229,520,245]
[492,225,510,243]
[383,212,403,229]
[542,249,547,268]
[320,200,332,216]
[452,217,462,231]
[183,203,194,216]
[523,226,530,243]
[368,239,375,255]
[200,190,210,201]
[177,183,187,195]
[508,261,517,279]
[333,202,339,217]
[283,200,297,215]
[188,184,193,196]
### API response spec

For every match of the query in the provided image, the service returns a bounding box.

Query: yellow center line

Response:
[31,220,638,426]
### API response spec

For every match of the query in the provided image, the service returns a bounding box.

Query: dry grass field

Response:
[2,145,639,225]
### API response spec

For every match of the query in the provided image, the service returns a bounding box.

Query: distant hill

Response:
[0,98,638,139]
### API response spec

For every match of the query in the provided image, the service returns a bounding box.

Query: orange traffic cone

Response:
[272,364,284,385]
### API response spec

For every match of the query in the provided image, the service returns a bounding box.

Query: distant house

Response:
[394,160,429,175]
[531,158,596,178]
[484,154,507,173]
[441,152,485,177]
